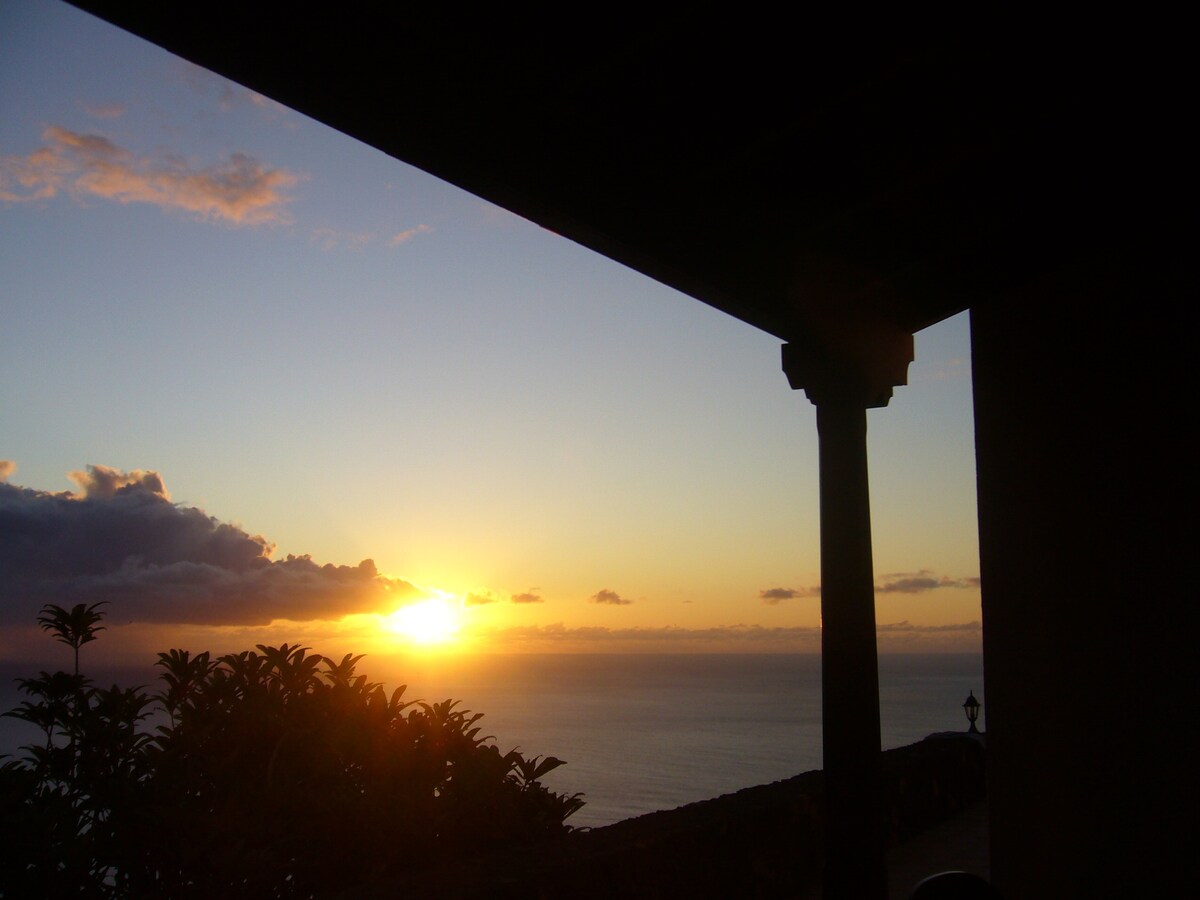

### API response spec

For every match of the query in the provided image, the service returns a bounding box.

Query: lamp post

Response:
[963,690,981,734]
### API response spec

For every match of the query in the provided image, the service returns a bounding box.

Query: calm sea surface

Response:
[0,653,984,829]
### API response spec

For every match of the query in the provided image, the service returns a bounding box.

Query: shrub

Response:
[1,605,583,898]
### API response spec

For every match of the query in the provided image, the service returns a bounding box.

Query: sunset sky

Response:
[1,1,982,663]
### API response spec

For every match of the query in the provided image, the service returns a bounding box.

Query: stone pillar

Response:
[783,325,913,900]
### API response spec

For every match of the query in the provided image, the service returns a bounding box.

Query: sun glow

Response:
[382,597,461,646]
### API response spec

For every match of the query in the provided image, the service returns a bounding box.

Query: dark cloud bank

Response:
[0,464,415,627]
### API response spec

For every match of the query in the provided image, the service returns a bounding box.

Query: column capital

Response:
[781,324,914,408]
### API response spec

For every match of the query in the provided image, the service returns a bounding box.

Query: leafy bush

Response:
[1,604,583,898]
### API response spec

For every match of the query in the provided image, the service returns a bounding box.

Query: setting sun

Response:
[382,598,461,646]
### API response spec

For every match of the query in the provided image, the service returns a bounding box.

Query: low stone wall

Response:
[881,734,987,846]
[358,735,986,899]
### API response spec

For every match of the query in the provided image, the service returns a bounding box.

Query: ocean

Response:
[0,652,984,829]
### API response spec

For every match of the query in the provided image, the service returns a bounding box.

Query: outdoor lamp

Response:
[963,690,981,733]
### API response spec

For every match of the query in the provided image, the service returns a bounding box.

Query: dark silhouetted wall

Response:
[972,251,1190,898]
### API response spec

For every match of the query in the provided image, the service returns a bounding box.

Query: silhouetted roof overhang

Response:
[67,6,1188,344]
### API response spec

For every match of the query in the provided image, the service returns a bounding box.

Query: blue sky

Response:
[1,0,981,659]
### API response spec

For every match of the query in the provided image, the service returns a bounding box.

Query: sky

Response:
[0,0,982,664]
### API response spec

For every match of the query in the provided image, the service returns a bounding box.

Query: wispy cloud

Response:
[874,620,983,651]
[465,591,499,606]
[910,356,969,384]
[388,224,432,246]
[759,586,821,604]
[483,622,819,648]
[591,589,632,605]
[876,620,981,633]
[307,223,431,252]
[310,226,374,252]
[82,102,126,120]
[876,570,979,594]
[464,588,546,606]
[476,620,982,652]
[247,92,289,115]
[755,572,980,601]
[0,126,298,225]
[177,62,287,118]
[0,464,417,627]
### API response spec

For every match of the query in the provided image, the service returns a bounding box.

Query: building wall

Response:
[971,252,1191,898]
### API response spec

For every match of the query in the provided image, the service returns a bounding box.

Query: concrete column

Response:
[817,401,884,899]
[782,325,912,900]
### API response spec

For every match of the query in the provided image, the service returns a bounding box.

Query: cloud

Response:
[0,460,14,482]
[310,226,374,252]
[308,223,432,252]
[388,224,433,246]
[486,621,981,642]
[876,570,979,594]
[465,591,498,606]
[69,464,168,500]
[178,62,283,115]
[476,620,982,653]
[755,573,979,601]
[0,464,417,627]
[247,92,289,115]
[876,620,982,633]
[759,586,820,604]
[591,589,632,605]
[910,356,968,384]
[83,103,126,120]
[878,576,941,593]
[482,622,820,648]
[511,590,543,604]
[874,620,983,652]
[0,126,298,225]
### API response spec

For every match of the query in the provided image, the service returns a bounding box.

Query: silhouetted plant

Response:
[37,601,108,676]
[1,606,584,898]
